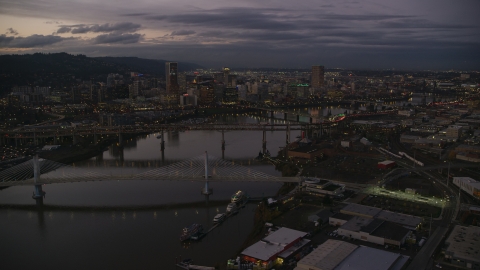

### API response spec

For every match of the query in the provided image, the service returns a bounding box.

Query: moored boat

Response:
[213,213,226,224]
[226,203,238,213]
[180,223,203,241]
[231,190,245,203]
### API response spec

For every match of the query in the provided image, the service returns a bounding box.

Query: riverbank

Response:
[0,199,231,212]
[38,133,142,164]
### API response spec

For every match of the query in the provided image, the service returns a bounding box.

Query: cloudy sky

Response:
[0,0,479,70]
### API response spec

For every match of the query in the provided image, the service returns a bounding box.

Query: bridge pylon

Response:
[201,151,213,197]
[31,154,46,205]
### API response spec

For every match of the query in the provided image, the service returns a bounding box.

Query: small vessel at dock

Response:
[231,190,245,203]
[226,203,238,214]
[213,213,226,224]
[180,223,203,241]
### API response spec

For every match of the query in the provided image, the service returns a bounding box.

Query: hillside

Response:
[0,53,203,96]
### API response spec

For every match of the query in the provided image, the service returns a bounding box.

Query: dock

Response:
[176,262,215,270]
[187,199,248,242]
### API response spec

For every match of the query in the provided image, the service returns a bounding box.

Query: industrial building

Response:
[377,160,396,169]
[453,177,480,200]
[294,239,409,270]
[444,225,480,269]
[337,204,422,230]
[335,216,412,247]
[302,178,345,196]
[240,227,310,269]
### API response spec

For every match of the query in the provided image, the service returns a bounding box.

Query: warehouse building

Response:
[377,160,396,169]
[336,216,412,247]
[240,227,310,269]
[453,177,480,200]
[338,204,421,230]
[444,225,480,269]
[294,239,409,270]
[302,178,345,196]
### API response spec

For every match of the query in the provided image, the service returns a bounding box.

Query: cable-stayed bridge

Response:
[0,154,300,188]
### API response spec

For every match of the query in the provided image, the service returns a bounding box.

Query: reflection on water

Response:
[0,202,259,269]
[1,115,292,269]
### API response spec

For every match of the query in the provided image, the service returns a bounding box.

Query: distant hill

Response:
[94,57,202,75]
[0,53,203,96]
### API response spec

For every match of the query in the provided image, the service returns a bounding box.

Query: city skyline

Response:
[0,0,479,70]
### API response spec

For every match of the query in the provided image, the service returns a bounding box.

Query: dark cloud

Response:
[93,33,142,44]
[147,8,297,31]
[6,28,19,35]
[57,22,141,34]
[56,27,71,34]
[379,18,474,29]
[0,34,71,48]
[170,30,196,36]
[320,14,412,21]
[121,13,150,17]
[196,30,312,42]
[0,34,15,45]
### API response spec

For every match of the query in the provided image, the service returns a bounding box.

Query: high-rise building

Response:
[165,62,179,105]
[311,66,325,88]
[222,67,230,85]
[165,62,179,94]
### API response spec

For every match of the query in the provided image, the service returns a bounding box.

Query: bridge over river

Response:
[0,110,397,154]
[0,153,301,188]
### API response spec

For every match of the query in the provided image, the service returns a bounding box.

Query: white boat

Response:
[226,203,238,213]
[213,213,226,224]
[180,223,203,242]
[231,190,245,203]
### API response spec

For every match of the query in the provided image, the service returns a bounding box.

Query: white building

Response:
[446,125,463,139]
[453,177,480,200]
[295,239,409,270]
[444,225,480,269]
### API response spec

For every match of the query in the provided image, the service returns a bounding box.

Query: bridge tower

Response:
[160,129,165,152]
[262,126,267,154]
[118,126,123,146]
[93,127,98,145]
[221,130,225,159]
[286,123,290,145]
[32,154,46,205]
[201,151,213,199]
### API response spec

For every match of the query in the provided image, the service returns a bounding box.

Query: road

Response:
[389,134,461,270]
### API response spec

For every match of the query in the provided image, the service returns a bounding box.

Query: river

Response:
[0,98,445,269]
[0,115,299,269]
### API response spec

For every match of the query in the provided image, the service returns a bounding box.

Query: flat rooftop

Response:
[323,184,343,191]
[294,240,410,270]
[241,227,307,261]
[375,210,422,229]
[340,203,382,218]
[335,245,409,270]
[330,212,354,221]
[295,239,357,270]
[445,225,480,263]
[369,221,411,242]
[340,216,373,232]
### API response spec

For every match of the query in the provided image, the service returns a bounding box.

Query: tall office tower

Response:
[178,73,187,92]
[165,62,179,94]
[223,67,230,85]
[165,62,179,105]
[311,66,325,88]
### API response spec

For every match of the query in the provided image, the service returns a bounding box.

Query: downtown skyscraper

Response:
[165,62,179,95]
[311,66,325,88]
[165,62,179,105]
